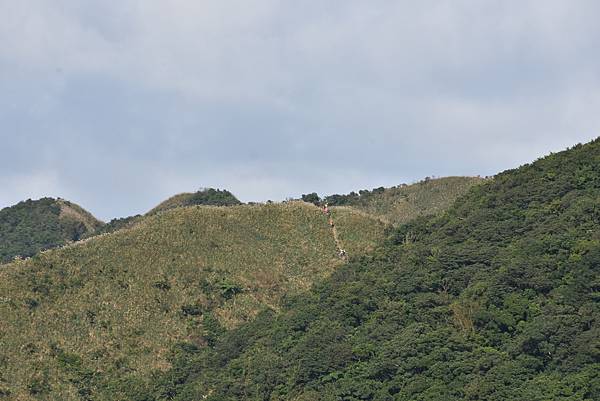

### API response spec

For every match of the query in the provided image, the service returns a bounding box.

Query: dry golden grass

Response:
[57,199,103,231]
[330,206,387,255]
[0,201,384,399]
[346,176,485,225]
[146,192,199,215]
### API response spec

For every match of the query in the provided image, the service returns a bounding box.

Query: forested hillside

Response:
[0,202,385,400]
[145,140,600,400]
[0,198,102,263]
[2,140,598,400]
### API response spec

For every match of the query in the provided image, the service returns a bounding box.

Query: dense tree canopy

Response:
[0,198,101,263]
[144,140,600,400]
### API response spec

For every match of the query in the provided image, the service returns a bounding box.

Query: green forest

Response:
[0,198,102,263]
[137,140,600,400]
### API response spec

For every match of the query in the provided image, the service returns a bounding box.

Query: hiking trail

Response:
[331,224,341,251]
[326,210,347,260]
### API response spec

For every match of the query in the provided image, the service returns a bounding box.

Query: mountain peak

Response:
[0,197,102,263]
[147,188,242,215]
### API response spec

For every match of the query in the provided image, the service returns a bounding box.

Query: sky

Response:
[1,1,599,221]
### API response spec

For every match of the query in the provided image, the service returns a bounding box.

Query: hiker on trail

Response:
[323,203,329,215]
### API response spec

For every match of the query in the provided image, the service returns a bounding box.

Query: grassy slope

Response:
[0,198,103,263]
[0,202,385,400]
[330,207,388,255]
[340,176,484,225]
[88,190,242,238]
[56,199,102,233]
[147,189,241,216]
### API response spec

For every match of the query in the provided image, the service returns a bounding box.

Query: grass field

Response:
[0,202,385,400]
[335,176,484,225]
[146,188,241,215]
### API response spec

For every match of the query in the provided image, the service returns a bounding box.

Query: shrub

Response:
[301,193,321,205]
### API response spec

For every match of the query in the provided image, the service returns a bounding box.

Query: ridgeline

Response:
[304,176,484,226]
[147,188,242,216]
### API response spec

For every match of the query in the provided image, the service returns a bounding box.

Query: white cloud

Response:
[0,170,65,207]
[0,1,599,219]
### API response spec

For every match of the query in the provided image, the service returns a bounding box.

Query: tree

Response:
[301,193,321,205]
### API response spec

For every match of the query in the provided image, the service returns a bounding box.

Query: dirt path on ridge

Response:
[327,213,346,260]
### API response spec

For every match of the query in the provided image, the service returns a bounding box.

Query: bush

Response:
[301,193,321,205]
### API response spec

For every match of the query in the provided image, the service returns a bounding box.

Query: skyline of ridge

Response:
[1,137,597,221]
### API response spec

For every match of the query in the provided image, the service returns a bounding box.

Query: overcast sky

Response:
[1,1,599,220]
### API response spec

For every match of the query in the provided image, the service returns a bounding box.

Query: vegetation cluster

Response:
[303,176,483,225]
[0,198,102,263]
[140,140,600,400]
[147,189,241,216]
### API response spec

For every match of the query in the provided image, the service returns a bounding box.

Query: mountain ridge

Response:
[0,201,386,399]
[139,139,600,400]
[324,176,485,225]
[2,154,592,400]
